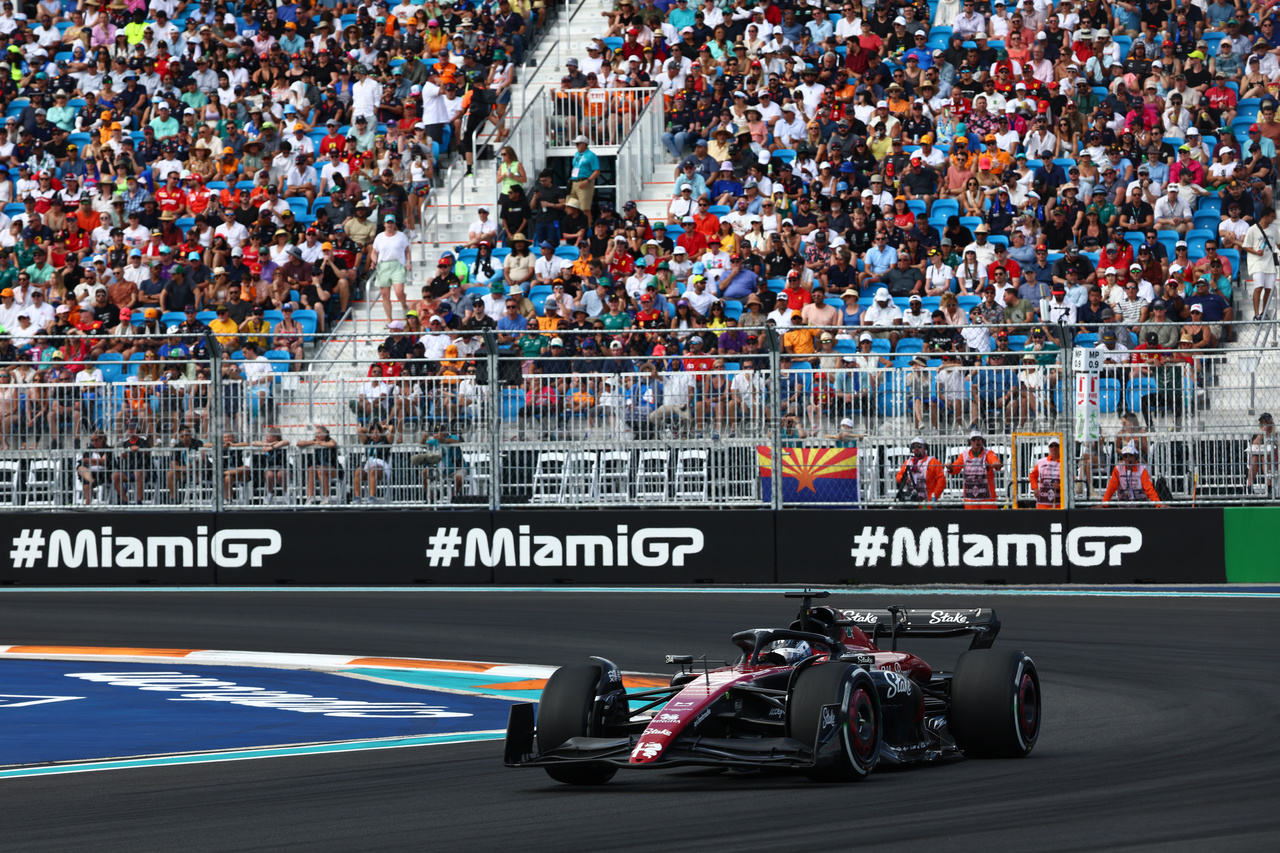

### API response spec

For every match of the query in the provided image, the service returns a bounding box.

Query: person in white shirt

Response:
[466,208,499,247]
[318,148,351,196]
[793,71,826,119]
[580,40,606,77]
[1242,207,1280,318]
[419,314,452,359]
[370,215,411,322]
[1218,203,1249,250]
[1153,184,1192,234]
[773,104,807,148]
[122,250,151,287]
[1039,288,1078,326]
[298,232,325,264]
[682,275,717,315]
[0,289,20,330]
[534,241,569,283]
[214,208,249,249]
[351,65,383,123]
[835,7,862,41]
[122,213,150,248]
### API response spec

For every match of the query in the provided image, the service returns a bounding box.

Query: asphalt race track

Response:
[3,590,1280,852]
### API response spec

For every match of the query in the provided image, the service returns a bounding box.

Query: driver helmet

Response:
[762,639,812,666]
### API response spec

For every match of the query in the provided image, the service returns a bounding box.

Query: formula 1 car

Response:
[504,592,1039,784]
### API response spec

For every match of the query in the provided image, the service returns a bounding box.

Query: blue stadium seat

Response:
[1099,378,1121,414]
[708,205,730,216]
[931,198,959,220]
[555,245,579,260]
[1197,198,1222,216]
[1127,378,1156,414]
[264,351,292,372]
[96,352,124,383]
[292,309,318,341]
[160,311,185,328]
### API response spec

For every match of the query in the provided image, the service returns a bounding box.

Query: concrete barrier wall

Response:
[0,508,1234,585]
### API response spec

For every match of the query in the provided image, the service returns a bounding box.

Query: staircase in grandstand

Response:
[289,2,612,441]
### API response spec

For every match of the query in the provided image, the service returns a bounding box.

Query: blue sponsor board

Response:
[0,660,513,767]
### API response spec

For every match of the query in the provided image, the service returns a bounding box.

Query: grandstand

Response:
[1,1,1279,511]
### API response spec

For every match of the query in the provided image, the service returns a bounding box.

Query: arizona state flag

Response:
[758,447,859,506]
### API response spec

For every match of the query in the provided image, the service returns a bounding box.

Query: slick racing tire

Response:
[537,664,619,785]
[950,648,1041,759]
[788,663,881,782]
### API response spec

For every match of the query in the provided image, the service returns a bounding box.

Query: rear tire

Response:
[788,663,881,781]
[950,648,1041,758]
[537,664,618,785]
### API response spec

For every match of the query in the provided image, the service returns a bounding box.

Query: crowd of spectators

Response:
[464,0,1280,374]
[0,0,557,365]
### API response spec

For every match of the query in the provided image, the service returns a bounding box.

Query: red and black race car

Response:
[504,592,1040,784]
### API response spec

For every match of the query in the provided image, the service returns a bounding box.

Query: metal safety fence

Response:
[544,87,657,150]
[0,323,1277,510]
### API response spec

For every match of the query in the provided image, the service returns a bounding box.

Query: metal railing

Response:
[615,87,666,214]
[0,323,1278,510]
[543,87,658,150]
[501,85,548,217]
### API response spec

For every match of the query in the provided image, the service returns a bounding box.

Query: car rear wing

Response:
[832,607,1000,650]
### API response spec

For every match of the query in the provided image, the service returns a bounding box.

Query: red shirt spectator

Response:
[187,182,213,216]
[155,186,187,215]
[693,210,720,239]
[1169,157,1205,185]
[987,257,1021,282]
[677,229,709,257]
[1097,242,1133,273]
[781,277,813,311]
[1205,81,1237,114]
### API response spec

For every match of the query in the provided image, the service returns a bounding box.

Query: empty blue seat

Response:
[264,350,292,372]
[96,352,125,383]
[292,309,318,341]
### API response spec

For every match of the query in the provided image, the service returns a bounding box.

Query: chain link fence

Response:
[0,323,1276,510]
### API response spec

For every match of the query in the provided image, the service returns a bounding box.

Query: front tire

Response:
[537,664,618,785]
[788,663,881,781]
[950,648,1041,758]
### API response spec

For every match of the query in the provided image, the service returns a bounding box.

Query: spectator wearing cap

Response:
[466,205,499,249]
[534,241,570,286]
[720,254,759,301]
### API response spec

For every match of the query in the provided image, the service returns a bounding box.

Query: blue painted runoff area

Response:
[347,668,546,704]
[0,731,506,781]
[0,660,514,768]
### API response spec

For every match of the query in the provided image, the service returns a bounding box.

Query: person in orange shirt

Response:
[217,147,241,179]
[1102,442,1163,506]
[896,436,946,504]
[692,197,720,239]
[74,197,101,234]
[1028,436,1063,509]
[425,20,449,56]
[949,429,1003,509]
